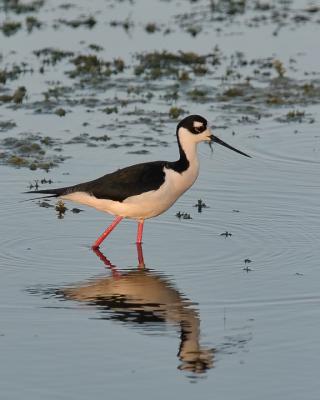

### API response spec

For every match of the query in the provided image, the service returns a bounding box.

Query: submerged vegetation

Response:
[0,86,27,103]
[0,135,65,171]
[67,54,125,79]
[169,106,185,119]
[134,51,209,80]
[0,0,319,170]
[0,20,22,36]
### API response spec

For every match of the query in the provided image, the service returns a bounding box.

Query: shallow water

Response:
[1,0,320,399]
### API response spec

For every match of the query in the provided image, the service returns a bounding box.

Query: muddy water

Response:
[1,0,320,399]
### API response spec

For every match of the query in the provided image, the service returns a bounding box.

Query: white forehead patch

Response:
[193,121,203,128]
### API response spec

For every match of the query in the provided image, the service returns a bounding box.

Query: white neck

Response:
[177,128,199,167]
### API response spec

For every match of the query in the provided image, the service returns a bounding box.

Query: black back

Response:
[65,161,167,202]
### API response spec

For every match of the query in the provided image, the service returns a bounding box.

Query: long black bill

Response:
[210,135,251,158]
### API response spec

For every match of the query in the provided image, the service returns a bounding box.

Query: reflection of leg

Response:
[91,247,121,279]
[136,220,144,244]
[136,243,145,268]
[92,216,123,249]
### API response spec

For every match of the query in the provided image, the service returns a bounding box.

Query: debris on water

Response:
[7,155,28,167]
[55,200,83,217]
[223,87,244,98]
[134,50,208,79]
[0,120,16,132]
[55,108,66,117]
[34,47,74,65]
[65,134,90,144]
[178,71,190,81]
[186,25,202,37]
[176,212,192,220]
[127,149,150,155]
[237,115,259,124]
[193,199,209,213]
[243,259,253,272]
[38,201,54,208]
[25,16,42,32]
[3,0,44,14]
[68,54,104,77]
[0,21,22,36]
[13,86,27,104]
[295,272,304,276]
[273,59,286,78]
[29,180,39,190]
[102,106,118,114]
[58,16,96,29]
[232,210,240,213]
[286,110,305,122]
[220,231,232,238]
[67,54,125,79]
[163,88,179,101]
[276,110,314,123]
[88,44,104,52]
[266,95,284,105]
[30,178,53,190]
[40,178,53,185]
[169,106,185,119]
[187,88,207,101]
[90,134,110,142]
[55,200,67,218]
[0,86,26,104]
[71,208,83,214]
[110,18,134,32]
[145,23,159,33]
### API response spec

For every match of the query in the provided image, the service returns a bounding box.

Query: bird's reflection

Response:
[61,245,214,374]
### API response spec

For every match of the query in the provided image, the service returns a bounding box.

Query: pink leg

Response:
[92,216,123,249]
[136,243,145,268]
[136,220,144,244]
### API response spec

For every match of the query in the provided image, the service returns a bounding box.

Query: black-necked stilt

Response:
[26,115,250,248]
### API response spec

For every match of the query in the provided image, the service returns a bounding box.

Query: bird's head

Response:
[177,115,251,157]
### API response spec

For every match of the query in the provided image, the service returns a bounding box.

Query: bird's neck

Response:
[173,131,199,173]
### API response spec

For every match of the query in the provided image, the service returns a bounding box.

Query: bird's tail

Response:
[23,187,68,201]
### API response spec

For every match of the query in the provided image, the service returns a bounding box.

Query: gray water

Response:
[1,0,320,399]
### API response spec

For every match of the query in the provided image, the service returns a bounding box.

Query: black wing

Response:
[26,161,167,202]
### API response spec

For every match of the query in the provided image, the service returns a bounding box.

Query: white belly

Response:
[62,165,199,220]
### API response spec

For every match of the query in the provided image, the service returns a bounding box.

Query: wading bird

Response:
[26,115,250,248]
